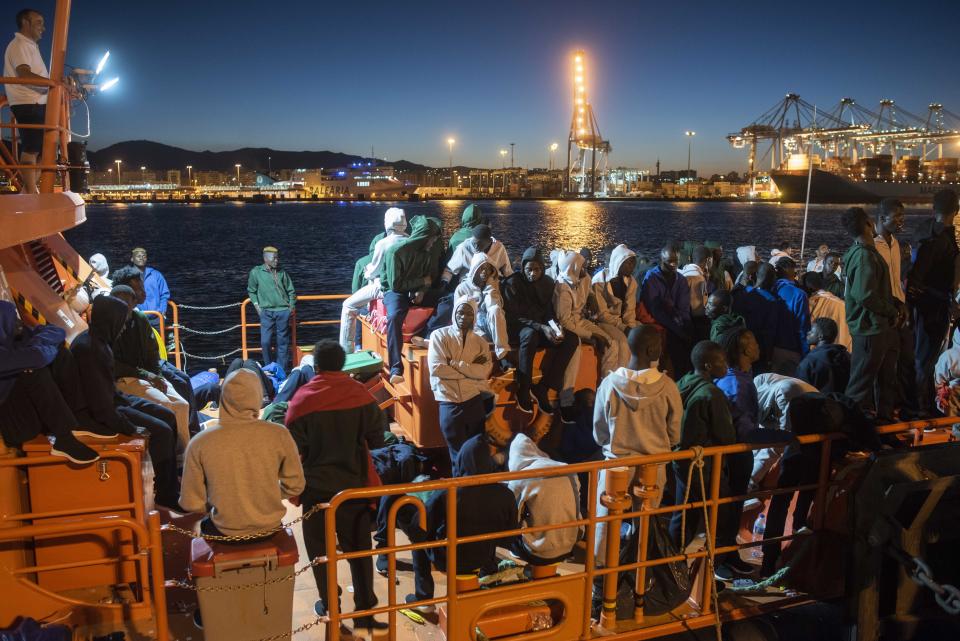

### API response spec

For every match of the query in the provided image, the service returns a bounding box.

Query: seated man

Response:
[681,245,714,342]
[70,295,180,509]
[0,301,99,463]
[706,289,745,343]
[771,257,811,376]
[441,223,512,286]
[453,253,510,363]
[592,244,640,367]
[180,368,305,539]
[935,325,960,416]
[340,207,408,353]
[502,247,579,414]
[821,252,844,299]
[381,216,443,386]
[554,249,616,375]
[803,270,852,351]
[109,281,191,450]
[796,318,851,394]
[427,297,493,473]
[448,203,487,254]
[507,433,581,565]
[751,373,818,491]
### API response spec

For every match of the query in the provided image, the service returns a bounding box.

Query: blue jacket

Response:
[715,367,758,441]
[0,301,65,404]
[731,286,779,365]
[774,279,811,355]
[141,266,170,318]
[639,265,691,338]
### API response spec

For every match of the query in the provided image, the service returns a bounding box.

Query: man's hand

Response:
[542,326,562,344]
[424,274,433,287]
[472,353,489,365]
[254,303,261,315]
[148,373,166,391]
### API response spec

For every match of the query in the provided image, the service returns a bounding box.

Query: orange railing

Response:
[317,417,957,641]
[239,294,349,360]
[143,300,182,369]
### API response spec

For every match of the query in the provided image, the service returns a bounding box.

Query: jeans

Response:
[438,396,486,475]
[116,376,190,454]
[259,308,291,369]
[160,360,201,436]
[848,329,899,419]
[340,281,381,353]
[382,291,410,377]
[274,365,315,403]
[914,302,950,414]
[514,326,579,396]
[761,445,817,576]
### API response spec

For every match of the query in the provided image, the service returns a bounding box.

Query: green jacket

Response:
[823,273,844,299]
[842,241,898,336]
[709,312,746,343]
[248,265,296,311]
[448,203,485,253]
[382,216,442,294]
[676,372,736,451]
[352,232,386,293]
[114,310,162,379]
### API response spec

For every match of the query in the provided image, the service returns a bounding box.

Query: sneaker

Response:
[531,386,554,414]
[376,554,389,576]
[743,498,762,510]
[404,594,436,613]
[410,336,428,349]
[314,601,351,637]
[559,404,578,424]
[725,555,755,576]
[72,424,120,440]
[714,563,735,582]
[516,390,534,413]
[353,616,390,631]
[389,374,405,386]
[50,435,99,465]
[156,498,186,514]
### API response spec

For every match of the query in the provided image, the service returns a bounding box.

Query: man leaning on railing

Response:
[4,8,48,194]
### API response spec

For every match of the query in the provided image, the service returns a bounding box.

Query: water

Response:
[64,199,932,370]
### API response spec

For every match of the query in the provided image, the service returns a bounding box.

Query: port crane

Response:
[565,50,611,197]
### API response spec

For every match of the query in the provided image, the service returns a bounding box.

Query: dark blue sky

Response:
[27,0,960,173]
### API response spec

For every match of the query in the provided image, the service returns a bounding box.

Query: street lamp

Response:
[499,149,508,169]
[114,159,121,186]
[446,138,455,189]
[235,163,242,187]
[549,142,559,171]
[684,131,696,197]
[140,166,146,183]
[186,165,192,186]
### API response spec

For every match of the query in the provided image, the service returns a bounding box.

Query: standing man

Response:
[843,207,903,421]
[4,9,48,194]
[874,198,919,418]
[248,246,296,369]
[806,244,830,273]
[907,189,960,416]
[771,257,811,376]
[821,252,845,299]
[130,248,170,331]
[640,244,692,378]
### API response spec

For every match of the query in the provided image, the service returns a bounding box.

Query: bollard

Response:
[633,463,660,623]
[599,466,632,631]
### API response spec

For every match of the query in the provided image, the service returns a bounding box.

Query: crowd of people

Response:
[2,189,959,635]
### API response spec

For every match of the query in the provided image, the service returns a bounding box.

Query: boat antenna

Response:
[799,104,816,269]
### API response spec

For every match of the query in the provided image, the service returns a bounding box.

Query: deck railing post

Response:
[386,497,426,641]
[445,486,458,638]
[324,502,341,641]
[633,463,660,623]
[812,438,833,530]
[147,511,169,641]
[580,468,599,640]
[599,466,631,630]
[240,298,250,360]
[700,452,724,615]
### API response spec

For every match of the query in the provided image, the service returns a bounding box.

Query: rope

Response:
[179,347,244,362]
[164,503,323,542]
[174,323,243,336]
[177,301,245,310]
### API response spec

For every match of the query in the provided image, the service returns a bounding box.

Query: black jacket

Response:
[796,343,851,395]
[501,247,557,339]
[908,218,959,305]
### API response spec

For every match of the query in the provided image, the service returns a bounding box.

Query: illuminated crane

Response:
[565,50,611,197]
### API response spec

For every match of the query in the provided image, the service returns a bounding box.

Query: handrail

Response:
[318,417,957,640]
[239,294,349,360]
[142,301,182,369]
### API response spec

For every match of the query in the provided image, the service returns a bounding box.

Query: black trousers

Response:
[513,327,579,393]
[848,329,899,419]
[117,395,179,505]
[0,348,78,446]
[302,495,377,615]
[160,360,200,436]
[761,446,817,576]
[664,331,692,380]
[914,302,950,415]
[438,396,486,475]
[896,322,920,415]
[669,460,739,563]
[274,365,315,404]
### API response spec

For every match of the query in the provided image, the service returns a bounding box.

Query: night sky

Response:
[19,0,960,173]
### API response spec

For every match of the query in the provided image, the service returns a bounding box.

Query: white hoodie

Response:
[554,250,603,340]
[753,373,818,431]
[427,297,493,403]
[935,326,960,387]
[681,263,709,317]
[507,434,582,560]
[591,244,639,330]
[364,208,408,282]
[736,246,757,267]
[446,236,513,280]
[454,253,509,358]
[593,367,682,461]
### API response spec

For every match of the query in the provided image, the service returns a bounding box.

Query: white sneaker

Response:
[389,374,405,386]
[410,336,428,349]
[743,498,762,510]
[299,353,314,368]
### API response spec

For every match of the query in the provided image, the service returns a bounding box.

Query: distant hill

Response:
[86,140,430,173]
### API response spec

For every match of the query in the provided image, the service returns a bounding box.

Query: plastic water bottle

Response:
[751,514,766,559]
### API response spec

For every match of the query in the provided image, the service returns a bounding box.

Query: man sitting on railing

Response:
[179,368,305,540]
[4,8,48,194]
[286,339,388,634]
[453,252,510,365]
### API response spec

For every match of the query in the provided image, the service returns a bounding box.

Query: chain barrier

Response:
[887,546,960,615]
[164,503,324,542]
[173,323,244,336]
[177,301,245,311]
[179,347,244,362]
[168,556,324,592]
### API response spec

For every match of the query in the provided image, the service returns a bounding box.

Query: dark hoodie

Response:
[69,295,137,435]
[382,216,442,294]
[113,310,162,379]
[676,372,736,452]
[795,343,850,395]
[0,301,65,404]
[501,247,557,338]
[908,217,959,305]
[448,204,486,254]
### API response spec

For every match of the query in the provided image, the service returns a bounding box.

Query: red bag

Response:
[368,299,434,342]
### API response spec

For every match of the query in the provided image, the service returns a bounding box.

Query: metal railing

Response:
[317,417,957,641]
[143,301,182,369]
[239,294,350,361]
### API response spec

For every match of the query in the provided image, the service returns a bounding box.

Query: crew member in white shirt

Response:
[4,9,48,193]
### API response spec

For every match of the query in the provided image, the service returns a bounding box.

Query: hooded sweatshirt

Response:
[501,247,558,338]
[286,369,387,498]
[89,253,110,279]
[907,218,959,305]
[0,301,65,404]
[446,236,513,280]
[363,208,409,283]
[591,244,639,330]
[454,252,502,309]
[773,278,811,355]
[676,372,736,451]
[382,216,442,294]
[736,246,758,269]
[448,203,487,253]
[795,343,850,394]
[640,264,691,338]
[554,250,603,340]
[715,368,759,441]
[353,231,387,293]
[113,309,163,379]
[753,373,818,431]
[709,312,746,343]
[593,367,682,460]
[179,369,306,536]
[935,326,960,387]
[681,263,710,317]
[427,297,493,403]
[69,296,138,435]
[507,434,582,560]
